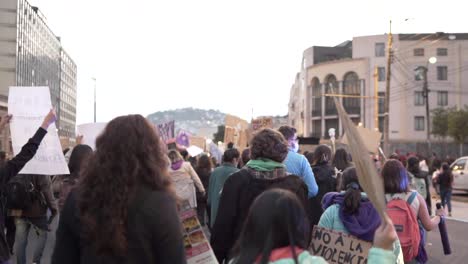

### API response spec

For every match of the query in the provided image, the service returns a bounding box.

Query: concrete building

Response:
[289,33,468,155]
[0,0,77,151]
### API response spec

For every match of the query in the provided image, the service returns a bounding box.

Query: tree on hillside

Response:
[213,125,225,143]
[447,107,468,156]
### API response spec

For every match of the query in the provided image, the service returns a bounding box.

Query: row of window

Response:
[414,91,448,106]
[376,66,448,81]
[375,43,449,57]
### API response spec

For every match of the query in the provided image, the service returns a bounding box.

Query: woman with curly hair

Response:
[52,115,186,264]
[210,128,309,263]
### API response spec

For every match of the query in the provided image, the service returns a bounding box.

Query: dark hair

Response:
[196,154,212,174]
[381,159,409,193]
[0,151,6,161]
[312,145,332,166]
[68,144,93,176]
[250,129,288,162]
[241,148,251,165]
[305,152,314,166]
[441,162,450,172]
[78,115,174,256]
[407,156,420,175]
[227,142,234,149]
[62,147,70,156]
[223,148,240,163]
[232,189,309,264]
[180,150,189,160]
[278,126,297,141]
[211,157,218,166]
[340,167,363,214]
[332,148,352,171]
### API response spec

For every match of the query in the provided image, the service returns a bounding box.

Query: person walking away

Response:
[407,156,432,215]
[207,148,240,228]
[307,145,336,227]
[331,148,353,191]
[0,110,56,264]
[319,167,404,262]
[58,144,93,210]
[210,129,309,263]
[52,114,186,264]
[278,126,318,198]
[230,189,398,264]
[168,150,205,209]
[437,163,453,217]
[382,159,445,263]
[195,154,212,226]
[8,174,58,264]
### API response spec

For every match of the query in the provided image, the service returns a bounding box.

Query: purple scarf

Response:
[322,192,381,242]
[171,160,184,170]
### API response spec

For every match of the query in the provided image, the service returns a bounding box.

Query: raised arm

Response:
[417,194,444,231]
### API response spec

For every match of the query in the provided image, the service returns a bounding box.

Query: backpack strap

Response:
[407,191,417,205]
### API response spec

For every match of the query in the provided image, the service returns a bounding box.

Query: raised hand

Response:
[41,109,57,130]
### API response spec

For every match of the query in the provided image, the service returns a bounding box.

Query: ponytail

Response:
[343,182,361,214]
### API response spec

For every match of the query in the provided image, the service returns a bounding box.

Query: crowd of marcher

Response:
[0,111,455,264]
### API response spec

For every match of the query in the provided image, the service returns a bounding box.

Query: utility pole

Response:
[374,66,379,131]
[416,66,431,153]
[383,20,393,156]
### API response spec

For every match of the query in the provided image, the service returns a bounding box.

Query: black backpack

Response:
[4,174,40,210]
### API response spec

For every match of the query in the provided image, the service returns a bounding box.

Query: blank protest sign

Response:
[8,86,70,175]
[77,122,107,150]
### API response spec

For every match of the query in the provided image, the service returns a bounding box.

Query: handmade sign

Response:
[251,117,273,131]
[8,86,69,175]
[157,120,175,144]
[309,226,371,264]
[332,91,387,220]
[179,201,218,264]
[190,136,206,151]
[342,126,382,154]
[77,122,107,150]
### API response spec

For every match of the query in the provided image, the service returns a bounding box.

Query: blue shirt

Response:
[283,150,318,198]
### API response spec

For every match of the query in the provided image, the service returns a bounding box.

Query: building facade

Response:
[0,0,77,151]
[289,33,468,154]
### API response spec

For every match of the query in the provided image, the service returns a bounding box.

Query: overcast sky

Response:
[29,0,466,124]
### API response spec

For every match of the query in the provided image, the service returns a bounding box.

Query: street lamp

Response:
[415,56,437,154]
[92,77,96,123]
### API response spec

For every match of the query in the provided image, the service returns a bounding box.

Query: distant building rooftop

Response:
[399,33,468,41]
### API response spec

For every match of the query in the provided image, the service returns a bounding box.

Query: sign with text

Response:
[8,86,69,175]
[309,226,371,264]
[157,120,175,144]
[77,122,107,150]
[251,117,273,131]
[179,201,218,264]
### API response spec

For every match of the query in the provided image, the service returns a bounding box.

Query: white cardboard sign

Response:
[8,86,70,175]
[77,122,107,150]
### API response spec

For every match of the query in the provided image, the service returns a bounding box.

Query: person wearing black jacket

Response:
[408,156,432,215]
[210,129,308,263]
[0,110,56,263]
[52,115,186,264]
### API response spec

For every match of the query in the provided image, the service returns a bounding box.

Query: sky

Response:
[28,0,467,124]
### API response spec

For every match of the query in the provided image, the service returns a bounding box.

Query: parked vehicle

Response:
[450,157,468,192]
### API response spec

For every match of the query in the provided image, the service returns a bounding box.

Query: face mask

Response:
[292,142,299,153]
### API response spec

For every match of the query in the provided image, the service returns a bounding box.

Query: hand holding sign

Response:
[373,217,398,251]
[40,109,57,130]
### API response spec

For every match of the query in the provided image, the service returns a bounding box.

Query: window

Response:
[375,43,385,57]
[378,67,386,81]
[414,91,425,106]
[414,48,424,56]
[437,91,448,106]
[451,159,466,171]
[378,92,385,114]
[437,48,448,56]
[437,66,448,80]
[415,116,425,131]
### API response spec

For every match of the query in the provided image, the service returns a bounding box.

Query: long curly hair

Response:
[78,115,174,257]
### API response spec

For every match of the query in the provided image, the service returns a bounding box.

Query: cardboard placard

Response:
[223,126,236,145]
[225,114,249,131]
[190,136,206,151]
[309,226,371,264]
[251,117,273,131]
[341,126,382,154]
[157,120,175,144]
[8,86,69,175]
[179,201,218,264]
[77,122,107,150]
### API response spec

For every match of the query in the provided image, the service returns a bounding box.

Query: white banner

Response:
[77,122,107,150]
[8,86,69,175]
